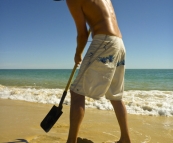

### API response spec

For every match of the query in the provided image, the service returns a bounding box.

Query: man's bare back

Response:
[67,0,122,38]
[82,0,122,38]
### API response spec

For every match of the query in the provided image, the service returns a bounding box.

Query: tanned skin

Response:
[66,0,131,143]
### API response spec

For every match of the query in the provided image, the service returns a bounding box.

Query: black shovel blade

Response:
[40,105,63,132]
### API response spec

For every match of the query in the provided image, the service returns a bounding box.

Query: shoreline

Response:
[0,99,173,143]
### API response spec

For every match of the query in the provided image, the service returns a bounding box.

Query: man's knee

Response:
[70,90,85,103]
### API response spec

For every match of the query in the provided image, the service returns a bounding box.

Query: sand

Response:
[0,99,173,143]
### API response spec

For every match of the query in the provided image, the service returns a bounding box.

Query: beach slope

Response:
[0,99,172,143]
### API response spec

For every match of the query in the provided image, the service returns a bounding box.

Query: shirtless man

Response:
[65,0,131,142]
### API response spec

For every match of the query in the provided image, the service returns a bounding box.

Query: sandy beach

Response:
[0,99,173,143]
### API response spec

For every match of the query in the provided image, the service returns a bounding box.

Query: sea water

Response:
[0,69,173,116]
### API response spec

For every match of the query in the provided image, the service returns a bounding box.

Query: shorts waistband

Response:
[93,34,122,41]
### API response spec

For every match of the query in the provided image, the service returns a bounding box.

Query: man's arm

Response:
[66,0,88,65]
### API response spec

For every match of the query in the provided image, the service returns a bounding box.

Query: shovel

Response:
[40,30,91,133]
[40,64,77,132]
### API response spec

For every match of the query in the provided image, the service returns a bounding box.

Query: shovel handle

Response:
[65,64,78,92]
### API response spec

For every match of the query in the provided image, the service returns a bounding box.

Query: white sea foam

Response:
[0,85,173,116]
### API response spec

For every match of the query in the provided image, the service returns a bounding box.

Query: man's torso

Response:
[80,0,122,38]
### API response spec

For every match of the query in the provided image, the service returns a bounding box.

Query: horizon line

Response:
[0,68,172,70]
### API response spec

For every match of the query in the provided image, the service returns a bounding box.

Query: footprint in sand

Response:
[77,137,94,143]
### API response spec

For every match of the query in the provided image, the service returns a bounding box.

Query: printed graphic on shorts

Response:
[117,60,125,66]
[88,52,93,57]
[98,55,114,64]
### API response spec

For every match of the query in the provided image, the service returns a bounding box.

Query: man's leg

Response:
[67,90,85,143]
[110,100,131,143]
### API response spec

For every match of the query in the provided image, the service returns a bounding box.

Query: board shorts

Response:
[70,34,126,100]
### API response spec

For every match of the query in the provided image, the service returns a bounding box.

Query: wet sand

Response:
[0,99,172,143]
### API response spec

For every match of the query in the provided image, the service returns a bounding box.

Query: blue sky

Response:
[0,0,173,69]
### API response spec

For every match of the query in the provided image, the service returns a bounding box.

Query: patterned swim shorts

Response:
[70,34,126,100]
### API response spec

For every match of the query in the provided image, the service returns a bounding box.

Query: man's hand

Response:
[75,53,82,66]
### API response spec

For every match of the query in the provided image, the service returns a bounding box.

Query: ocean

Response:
[0,69,173,116]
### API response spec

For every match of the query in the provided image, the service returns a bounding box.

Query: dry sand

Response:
[0,99,173,143]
